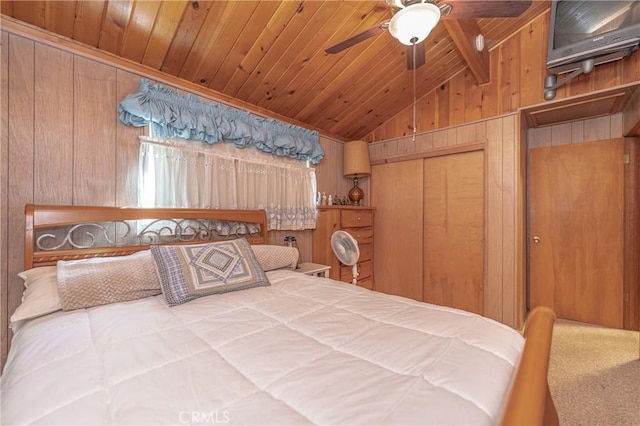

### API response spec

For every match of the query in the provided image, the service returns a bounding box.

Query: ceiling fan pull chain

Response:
[412,41,417,142]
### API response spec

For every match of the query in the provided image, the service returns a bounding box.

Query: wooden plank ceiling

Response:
[1,0,549,140]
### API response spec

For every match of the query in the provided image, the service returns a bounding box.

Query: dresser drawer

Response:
[356,276,374,290]
[341,259,372,282]
[341,209,374,228]
[343,227,373,245]
[358,243,373,262]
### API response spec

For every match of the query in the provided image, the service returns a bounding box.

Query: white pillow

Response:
[10,266,62,324]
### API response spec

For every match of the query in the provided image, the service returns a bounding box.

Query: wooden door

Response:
[529,139,624,328]
[371,160,424,300]
[423,151,485,315]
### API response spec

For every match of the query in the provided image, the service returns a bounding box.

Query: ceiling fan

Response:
[325,0,533,70]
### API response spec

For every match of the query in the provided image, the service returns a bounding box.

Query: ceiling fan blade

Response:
[439,0,532,19]
[325,22,389,54]
[406,42,426,70]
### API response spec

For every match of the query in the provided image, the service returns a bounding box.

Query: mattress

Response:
[1,270,524,425]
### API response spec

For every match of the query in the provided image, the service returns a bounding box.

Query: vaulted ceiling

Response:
[0,0,550,140]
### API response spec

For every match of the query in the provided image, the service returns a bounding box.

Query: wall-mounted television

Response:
[547,0,640,74]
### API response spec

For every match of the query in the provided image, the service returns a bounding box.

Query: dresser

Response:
[312,206,375,290]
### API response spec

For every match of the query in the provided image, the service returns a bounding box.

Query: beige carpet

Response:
[548,319,640,425]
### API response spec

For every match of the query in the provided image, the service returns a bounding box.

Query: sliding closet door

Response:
[371,160,424,300]
[423,151,485,314]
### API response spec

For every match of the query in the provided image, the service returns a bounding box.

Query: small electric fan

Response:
[331,230,360,285]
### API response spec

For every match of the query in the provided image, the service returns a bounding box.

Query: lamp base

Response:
[348,176,364,206]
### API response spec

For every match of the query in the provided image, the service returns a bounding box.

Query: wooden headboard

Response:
[24,204,268,270]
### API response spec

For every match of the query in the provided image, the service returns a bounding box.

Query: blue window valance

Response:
[118,79,324,164]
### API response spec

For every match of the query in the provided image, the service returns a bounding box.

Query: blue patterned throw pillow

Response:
[150,238,270,306]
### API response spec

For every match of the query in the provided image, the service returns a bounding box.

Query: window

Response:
[138,136,317,230]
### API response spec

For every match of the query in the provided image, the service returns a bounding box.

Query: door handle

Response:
[533,236,541,244]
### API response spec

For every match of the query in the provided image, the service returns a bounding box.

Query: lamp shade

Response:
[388,3,441,46]
[343,140,371,177]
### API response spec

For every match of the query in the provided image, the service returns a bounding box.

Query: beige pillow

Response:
[251,245,299,271]
[10,266,62,324]
[57,250,162,311]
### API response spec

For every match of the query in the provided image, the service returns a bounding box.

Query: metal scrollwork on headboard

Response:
[25,205,268,269]
[137,219,261,245]
[35,219,261,251]
[36,222,132,251]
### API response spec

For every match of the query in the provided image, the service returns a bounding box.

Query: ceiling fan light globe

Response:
[389,3,441,46]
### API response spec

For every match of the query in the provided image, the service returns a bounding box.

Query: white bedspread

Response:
[1,270,523,425]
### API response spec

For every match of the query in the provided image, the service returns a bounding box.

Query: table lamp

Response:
[343,140,371,206]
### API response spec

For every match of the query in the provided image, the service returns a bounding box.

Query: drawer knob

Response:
[357,216,361,221]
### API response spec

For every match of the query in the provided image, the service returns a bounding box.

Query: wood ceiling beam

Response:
[443,19,489,85]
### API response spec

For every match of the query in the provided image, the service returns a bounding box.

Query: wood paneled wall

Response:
[370,111,632,328]
[528,113,625,147]
[0,30,348,368]
[1,30,8,375]
[623,88,640,137]
[370,114,525,328]
[366,11,640,142]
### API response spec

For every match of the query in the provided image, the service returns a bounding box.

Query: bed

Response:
[1,204,558,425]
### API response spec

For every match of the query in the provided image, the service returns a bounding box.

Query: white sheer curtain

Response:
[138,136,317,230]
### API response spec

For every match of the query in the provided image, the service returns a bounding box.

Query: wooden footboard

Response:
[499,306,558,426]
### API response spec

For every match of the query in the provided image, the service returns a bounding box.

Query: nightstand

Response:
[296,262,331,278]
